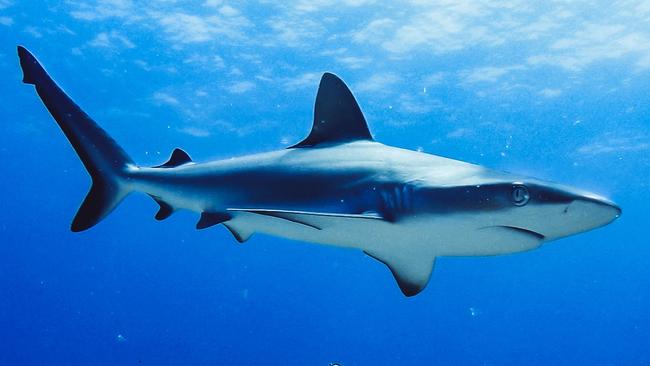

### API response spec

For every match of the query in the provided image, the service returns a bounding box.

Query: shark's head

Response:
[410,158,621,257]
[446,177,622,242]
[416,170,620,247]
[498,180,621,240]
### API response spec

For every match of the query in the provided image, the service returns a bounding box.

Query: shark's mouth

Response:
[493,225,546,240]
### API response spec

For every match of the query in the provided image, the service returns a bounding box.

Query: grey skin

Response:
[18,46,621,296]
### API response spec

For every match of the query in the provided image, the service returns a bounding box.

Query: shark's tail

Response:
[18,46,136,232]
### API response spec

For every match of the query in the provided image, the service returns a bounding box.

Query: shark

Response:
[18,46,621,296]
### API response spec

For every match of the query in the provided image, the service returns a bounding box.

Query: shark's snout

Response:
[541,192,621,240]
[567,195,621,227]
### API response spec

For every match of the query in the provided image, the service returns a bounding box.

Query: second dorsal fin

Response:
[155,148,192,168]
[290,73,373,148]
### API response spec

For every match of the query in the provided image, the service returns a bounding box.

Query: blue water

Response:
[1,2,649,365]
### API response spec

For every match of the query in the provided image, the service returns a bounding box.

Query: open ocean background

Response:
[1,1,649,365]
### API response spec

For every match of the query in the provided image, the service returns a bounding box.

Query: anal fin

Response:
[365,250,436,297]
[148,194,174,221]
[196,212,231,229]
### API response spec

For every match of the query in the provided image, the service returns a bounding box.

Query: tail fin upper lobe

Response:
[18,46,135,232]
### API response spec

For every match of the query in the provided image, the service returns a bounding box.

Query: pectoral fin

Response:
[365,250,436,297]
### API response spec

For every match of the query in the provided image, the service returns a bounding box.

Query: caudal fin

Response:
[18,46,135,232]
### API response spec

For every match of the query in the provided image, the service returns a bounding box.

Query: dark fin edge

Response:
[72,180,127,232]
[364,251,434,297]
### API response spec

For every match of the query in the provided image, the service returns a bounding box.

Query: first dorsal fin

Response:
[155,148,192,168]
[290,73,373,148]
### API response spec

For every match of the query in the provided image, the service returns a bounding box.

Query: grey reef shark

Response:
[17,46,621,296]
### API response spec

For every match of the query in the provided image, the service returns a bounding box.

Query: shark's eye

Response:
[511,185,530,206]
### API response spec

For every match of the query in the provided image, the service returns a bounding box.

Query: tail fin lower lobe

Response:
[18,46,135,231]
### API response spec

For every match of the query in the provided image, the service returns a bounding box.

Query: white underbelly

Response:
[225,212,543,258]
